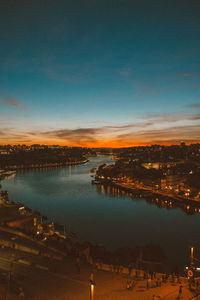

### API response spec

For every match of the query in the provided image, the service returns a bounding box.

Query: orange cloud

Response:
[0,115,200,147]
[0,98,27,109]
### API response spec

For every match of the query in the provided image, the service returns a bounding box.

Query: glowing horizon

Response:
[0,141,198,148]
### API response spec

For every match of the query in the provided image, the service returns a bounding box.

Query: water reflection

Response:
[2,173,16,181]
[96,184,200,216]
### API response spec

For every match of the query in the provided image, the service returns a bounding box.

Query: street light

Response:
[89,272,95,300]
[190,246,194,266]
[90,280,95,300]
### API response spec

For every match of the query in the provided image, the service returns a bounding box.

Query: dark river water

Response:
[1,156,200,266]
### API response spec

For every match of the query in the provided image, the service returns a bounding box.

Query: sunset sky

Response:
[0,0,200,147]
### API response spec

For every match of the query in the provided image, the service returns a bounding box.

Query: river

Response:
[1,155,200,266]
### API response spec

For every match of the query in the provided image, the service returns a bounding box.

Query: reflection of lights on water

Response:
[97,183,200,216]
[100,185,105,195]
[3,173,16,180]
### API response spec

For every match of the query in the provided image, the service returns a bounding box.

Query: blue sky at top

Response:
[0,0,200,146]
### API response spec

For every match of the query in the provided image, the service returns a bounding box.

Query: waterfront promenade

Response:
[0,246,196,300]
[105,179,200,205]
[0,218,196,299]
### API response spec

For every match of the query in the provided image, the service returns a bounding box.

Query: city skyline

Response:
[0,0,200,147]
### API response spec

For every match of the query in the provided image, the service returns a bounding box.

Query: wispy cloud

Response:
[104,122,154,130]
[42,57,100,84]
[0,96,28,109]
[186,103,200,109]
[134,71,200,99]
[43,127,99,137]
[176,73,193,77]
[1,111,200,146]
[24,115,200,146]
[39,122,158,141]
[0,128,31,142]
[0,131,6,136]
[34,128,100,145]
[141,112,200,123]
[115,124,200,145]
[187,83,200,87]
[176,72,200,77]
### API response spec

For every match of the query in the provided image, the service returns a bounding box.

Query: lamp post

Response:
[190,246,194,266]
[187,246,195,290]
[90,280,95,300]
[89,271,95,300]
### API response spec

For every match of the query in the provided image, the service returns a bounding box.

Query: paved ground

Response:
[0,247,196,300]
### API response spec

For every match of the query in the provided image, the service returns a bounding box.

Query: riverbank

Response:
[0,188,176,275]
[1,155,198,271]
[94,177,200,208]
[0,191,198,300]
[0,159,89,171]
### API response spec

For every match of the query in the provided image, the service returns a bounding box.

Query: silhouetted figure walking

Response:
[76,256,80,274]
[178,285,182,299]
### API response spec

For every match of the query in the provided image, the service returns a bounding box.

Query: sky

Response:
[0,0,200,147]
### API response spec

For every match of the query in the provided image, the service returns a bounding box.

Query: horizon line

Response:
[0,142,200,149]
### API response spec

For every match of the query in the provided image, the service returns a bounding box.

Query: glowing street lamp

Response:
[89,280,95,300]
[90,281,95,300]
[89,272,95,300]
[190,246,194,266]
